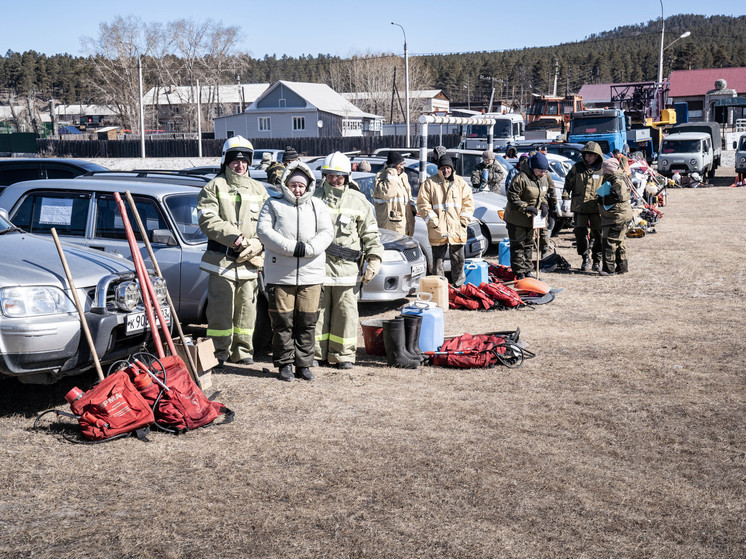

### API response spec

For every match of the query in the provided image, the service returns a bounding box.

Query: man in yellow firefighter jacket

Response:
[197,136,269,366]
[314,152,384,369]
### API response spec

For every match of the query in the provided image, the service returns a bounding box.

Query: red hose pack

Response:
[66,370,154,441]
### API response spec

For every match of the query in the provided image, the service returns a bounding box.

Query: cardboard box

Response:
[174,337,219,391]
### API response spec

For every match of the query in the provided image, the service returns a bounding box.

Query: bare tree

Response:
[327,52,432,123]
[82,16,161,131]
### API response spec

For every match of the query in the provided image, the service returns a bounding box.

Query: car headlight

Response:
[115,281,141,311]
[382,250,405,263]
[739,157,746,164]
[690,159,697,166]
[153,277,168,306]
[0,286,70,317]
[660,159,668,167]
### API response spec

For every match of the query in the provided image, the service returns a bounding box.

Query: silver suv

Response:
[0,212,166,384]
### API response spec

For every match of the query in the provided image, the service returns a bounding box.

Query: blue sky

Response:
[2,1,743,59]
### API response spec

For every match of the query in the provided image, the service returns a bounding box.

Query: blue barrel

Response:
[401,303,444,353]
[464,259,489,286]
[498,238,511,266]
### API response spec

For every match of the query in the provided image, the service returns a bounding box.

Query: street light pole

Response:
[657,0,665,85]
[392,22,410,148]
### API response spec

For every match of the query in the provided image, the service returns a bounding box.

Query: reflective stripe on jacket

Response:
[416,172,474,246]
[315,180,384,286]
[197,168,269,280]
[373,167,415,236]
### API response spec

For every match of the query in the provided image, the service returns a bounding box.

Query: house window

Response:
[293,116,305,131]
[226,130,234,137]
[258,117,271,131]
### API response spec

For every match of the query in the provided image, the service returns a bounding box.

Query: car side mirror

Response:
[152,229,178,246]
[0,209,8,221]
[734,141,738,149]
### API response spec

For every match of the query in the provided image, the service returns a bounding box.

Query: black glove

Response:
[540,202,549,218]
[526,206,539,216]
[602,195,615,206]
[292,242,306,258]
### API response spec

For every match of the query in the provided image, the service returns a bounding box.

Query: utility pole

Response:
[138,56,145,159]
[552,59,559,97]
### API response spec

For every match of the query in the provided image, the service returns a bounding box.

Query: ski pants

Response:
[315,284,360,364]
[206,274,258,362]
[267,284,322,368]
[573,212,602,261]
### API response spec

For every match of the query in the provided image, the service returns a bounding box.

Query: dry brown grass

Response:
[1,187,744,559]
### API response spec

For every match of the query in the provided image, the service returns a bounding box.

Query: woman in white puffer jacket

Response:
[257,160,333,382]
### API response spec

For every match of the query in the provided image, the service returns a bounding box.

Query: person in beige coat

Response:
[373,151,415,236]
[416,155,474,286]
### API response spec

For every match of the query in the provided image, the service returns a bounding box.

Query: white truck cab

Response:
[734,133,746,177]
[461,113,525,150]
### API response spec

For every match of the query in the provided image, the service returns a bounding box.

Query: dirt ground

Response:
[1,183,744,558]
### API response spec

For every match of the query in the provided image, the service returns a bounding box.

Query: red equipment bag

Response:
[459,284,497,310]
[67,370,154,441]
[488,263,516,283]
[478,282,525,308]
[428,330,531,369]
[128,354,234,434]
[448,284,480,310]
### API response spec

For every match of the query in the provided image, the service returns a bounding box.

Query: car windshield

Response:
[355,176,375,203]
[548,160,567,178]
[740,137,746,151]
[661,140,701,154]
[164,193,207,243]
[570,116,619,135]
[466,120,512,139]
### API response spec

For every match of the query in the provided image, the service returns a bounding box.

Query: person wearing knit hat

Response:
[282,146,299,163]
[197,136,269,367]
[416,154,474,286]
[357,160,371,173]
[264,146,299,187]
[562,141,604,272]
[501,149,552,279]
[258,151,273,170]
[471,149,506,193]
[597,156,632,276]
[373,150,415,236]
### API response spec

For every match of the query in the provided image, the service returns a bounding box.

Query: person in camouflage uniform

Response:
[266,146,299,186]
[562,141,604,272]
[598,158,633,275]
[471,150,506,193]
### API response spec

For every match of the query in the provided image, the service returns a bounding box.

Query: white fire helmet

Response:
[221,135,254,166]
[321,151,352,176]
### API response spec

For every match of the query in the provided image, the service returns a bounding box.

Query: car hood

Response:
[379,227,420,250]
[474,191,508,208]
[0,232,134,289]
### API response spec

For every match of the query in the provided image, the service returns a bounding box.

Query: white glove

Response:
[236,237,263,263]
[362,257,381,285]
[561,199,571,213]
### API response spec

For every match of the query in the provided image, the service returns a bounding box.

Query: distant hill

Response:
[0,14,743,110]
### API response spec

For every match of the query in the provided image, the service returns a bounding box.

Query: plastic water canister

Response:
[464,258,489,287]
[401,301,444,353]
[498,238,511,266]
[417,276,449,312]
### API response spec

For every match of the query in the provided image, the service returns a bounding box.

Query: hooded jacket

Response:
[373,165,415,236]
[417,170,474,246]
[562,141,604,214]
[502,158,550,229]
[471,160,506,192]
[257,161,333,286]
[599,170,633,227]
[314,179,384,286]
[197,166,269,280]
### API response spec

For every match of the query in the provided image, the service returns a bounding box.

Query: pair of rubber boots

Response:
[382,315,423,369]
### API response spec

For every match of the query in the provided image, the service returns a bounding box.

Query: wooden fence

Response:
[37,134,462,159]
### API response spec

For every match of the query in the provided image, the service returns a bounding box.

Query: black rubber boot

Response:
[580,255,591,271]
[296,366,314,381]
[382,319,419,369]
[278,364,293,382]
[401,314,424,363]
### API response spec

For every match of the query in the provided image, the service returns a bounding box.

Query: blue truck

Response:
[568,108,653,158]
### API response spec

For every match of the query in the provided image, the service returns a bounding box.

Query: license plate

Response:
[411,263,426,277]
[126,306,171,335]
